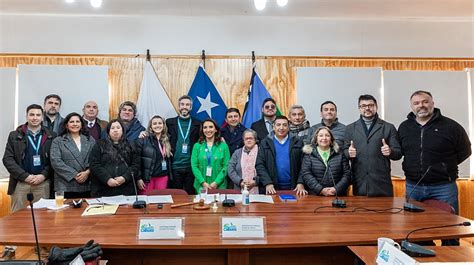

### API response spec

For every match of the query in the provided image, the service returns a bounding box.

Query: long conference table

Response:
[0,196,473,265]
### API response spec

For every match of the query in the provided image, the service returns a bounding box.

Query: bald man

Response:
[82,101,108,140]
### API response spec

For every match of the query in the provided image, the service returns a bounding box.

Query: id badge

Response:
[206,166,212,177]
[33,155,41,166]
[182,143,188,154]
[161,160,167,171]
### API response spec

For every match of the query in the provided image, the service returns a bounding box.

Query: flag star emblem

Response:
[197,92,219,117]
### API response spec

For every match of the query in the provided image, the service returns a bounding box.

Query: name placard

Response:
[376,243,418,265]
[138,218,185,240]
[221,217,266,239]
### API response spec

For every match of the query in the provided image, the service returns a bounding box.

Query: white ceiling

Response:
[0,0,473,20]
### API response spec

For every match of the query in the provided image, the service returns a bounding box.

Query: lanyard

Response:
[157,140,166,158]
[27,134,42,155]
[177,118,192,141]
[205,145,213,166]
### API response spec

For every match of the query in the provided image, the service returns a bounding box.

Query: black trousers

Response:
[170,167,196,195]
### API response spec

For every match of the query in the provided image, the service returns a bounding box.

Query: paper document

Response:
[125,195,148,204]
[100,195,128,205]
[220,194,242,203]
[86,198,103,205]
[28,198,56,209]
[147,195,174,204]
[249,195,274,204]
[82,204,119,216]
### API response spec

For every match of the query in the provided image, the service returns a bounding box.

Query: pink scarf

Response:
[240,145,259,194]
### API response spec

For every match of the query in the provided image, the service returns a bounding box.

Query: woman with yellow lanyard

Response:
[191,119,230,194]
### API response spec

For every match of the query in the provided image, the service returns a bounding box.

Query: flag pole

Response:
[201,50,206,69]
[252,50,256,69]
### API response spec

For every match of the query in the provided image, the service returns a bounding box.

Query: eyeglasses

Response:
[264,105,276,110]
[359,104,375,109]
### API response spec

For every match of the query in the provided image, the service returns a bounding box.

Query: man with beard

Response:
[251,98,277,141]
[344,94,402,197]
[82,100,108,141]
[311,101,346,148]
[43,94,64,134]
[288,105,312,144]
[398,91,470,216]
[166,95,201,194]
[256,116,307,196]
[117,101,146,141]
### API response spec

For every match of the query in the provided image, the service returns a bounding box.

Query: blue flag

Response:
[242,68,280,128]
[188,65,228,126]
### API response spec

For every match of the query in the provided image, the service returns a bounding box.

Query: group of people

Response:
[3,91,471,218]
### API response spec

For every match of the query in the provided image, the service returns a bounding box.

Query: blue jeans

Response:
[405,181,458,214]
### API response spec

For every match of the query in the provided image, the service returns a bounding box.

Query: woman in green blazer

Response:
[191,119,230,194]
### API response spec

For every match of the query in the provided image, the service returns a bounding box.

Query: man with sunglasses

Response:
[343,94,402,197]
[251,98,277,141]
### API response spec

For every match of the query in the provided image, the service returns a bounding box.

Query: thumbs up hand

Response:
[348,140,357,158]
[381,138,391,157]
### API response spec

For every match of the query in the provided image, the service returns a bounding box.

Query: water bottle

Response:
[242,185,250,206]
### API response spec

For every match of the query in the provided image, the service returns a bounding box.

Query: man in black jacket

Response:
[251,98,277,141]
[398,90,471,215]
[3,104,55,213]
[256,116,307,196]
[166,95,200,194]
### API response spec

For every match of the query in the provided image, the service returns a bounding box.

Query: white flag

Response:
[136,61,176,126]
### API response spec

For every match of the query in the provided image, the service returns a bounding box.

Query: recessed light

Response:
[277,0,288,7]
[90,0,102,8]
[254,0,267,11]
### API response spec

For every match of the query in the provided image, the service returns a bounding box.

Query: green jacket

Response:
[191,141,230,193]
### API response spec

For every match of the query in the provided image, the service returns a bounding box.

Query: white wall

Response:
[297,67,382,125]
[17,65,110,125]
[1,14,472,57]
[0,68,16,177]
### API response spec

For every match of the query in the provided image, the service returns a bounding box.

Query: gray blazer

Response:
[227,147,259,190]
[50,134,95,193]
[343,116,402,197]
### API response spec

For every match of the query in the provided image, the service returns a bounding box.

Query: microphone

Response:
[401,222,470,257]
[326,164,346,208]
[27,193,44,265]
[222,193,235,207]
[119,155,146,209]
[404,165,432,212]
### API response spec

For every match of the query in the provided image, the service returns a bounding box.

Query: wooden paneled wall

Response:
[1,54,473,118]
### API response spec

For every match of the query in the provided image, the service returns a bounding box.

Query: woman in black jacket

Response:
[135,115,172,194]
[300,126,351,196]
[89,119,140,197]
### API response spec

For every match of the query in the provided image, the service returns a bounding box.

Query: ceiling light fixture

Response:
[90,0,102,8]
[276,0,288,7]
[254,0,267,11]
